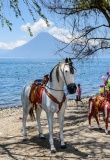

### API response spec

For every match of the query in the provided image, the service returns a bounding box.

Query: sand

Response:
[0,97,110,160]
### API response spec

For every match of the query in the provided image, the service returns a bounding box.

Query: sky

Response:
[0,0,110,56]
[0,1,72,51]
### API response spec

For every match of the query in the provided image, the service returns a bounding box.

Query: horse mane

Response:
[50,63,60,82]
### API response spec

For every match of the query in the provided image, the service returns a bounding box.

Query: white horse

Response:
[21,58,76,153]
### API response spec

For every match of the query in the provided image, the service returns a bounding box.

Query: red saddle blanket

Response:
[29,82,44,105]
[36,87,44,104]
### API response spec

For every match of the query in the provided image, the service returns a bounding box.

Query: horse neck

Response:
[49,65,65,90]
[48,79,64,91]
[47,70,64,101]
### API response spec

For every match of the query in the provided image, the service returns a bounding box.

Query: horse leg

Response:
[57,108,66,149]
[104,105,109,134]
[46,112,56,153]
[35,105,45,139]
[88,101,93,129]
[94,114,102,129]
[22,103,31,141]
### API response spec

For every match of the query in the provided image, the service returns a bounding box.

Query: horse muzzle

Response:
[67,83,76,94]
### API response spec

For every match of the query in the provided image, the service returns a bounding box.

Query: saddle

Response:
[94,96,105,110]
[29,81,44,106]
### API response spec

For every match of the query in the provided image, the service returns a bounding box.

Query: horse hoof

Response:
[39,134,46,140]
[61,145,67,149]
[22,139,27,142]
[39,136,46,140]
[105,130,108,135]
[51,149,56,153]
[39,133,46,140]
[106,132,108,135]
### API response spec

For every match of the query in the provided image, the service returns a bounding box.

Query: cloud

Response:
[88,39,100,46]
[21,19,53,35]
[0,18,86,50]
[21,19,73,43]
[0,19,53,50]
[21,19,72,43]
[48,27,72,43]
[0,40,26,50]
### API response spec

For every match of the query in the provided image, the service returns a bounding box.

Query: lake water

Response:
[0,58,110,108]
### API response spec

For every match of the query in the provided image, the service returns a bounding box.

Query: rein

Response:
[60,63,68,86]
[45,88,66,113]
[59,62,74,86]
[45,85,64,91]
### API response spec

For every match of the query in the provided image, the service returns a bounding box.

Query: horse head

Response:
[64,58,76,94]
[49,58,76,94]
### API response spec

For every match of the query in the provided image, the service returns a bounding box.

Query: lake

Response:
[0,57,109,108]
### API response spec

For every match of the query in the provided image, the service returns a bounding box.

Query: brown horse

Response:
[88,95,110,134]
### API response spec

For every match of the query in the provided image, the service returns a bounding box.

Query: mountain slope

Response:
[0,32,61,58]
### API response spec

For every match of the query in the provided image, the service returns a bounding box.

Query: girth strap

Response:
[45,88,66,113]
[98,99,105,108]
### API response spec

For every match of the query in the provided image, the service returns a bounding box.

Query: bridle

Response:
[45,85,64,91]
[59,62,75,86]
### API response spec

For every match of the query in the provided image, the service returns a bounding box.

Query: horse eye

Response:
[65,70,68,72]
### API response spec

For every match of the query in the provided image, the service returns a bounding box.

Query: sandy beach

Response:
[0,97,110,160]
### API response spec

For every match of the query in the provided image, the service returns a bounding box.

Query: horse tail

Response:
[89,97,93,106]
[29,105,37,121]
[88,97,96,114]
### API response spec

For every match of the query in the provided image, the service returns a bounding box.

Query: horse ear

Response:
[65,58,68,63]
[69,58,71,62]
